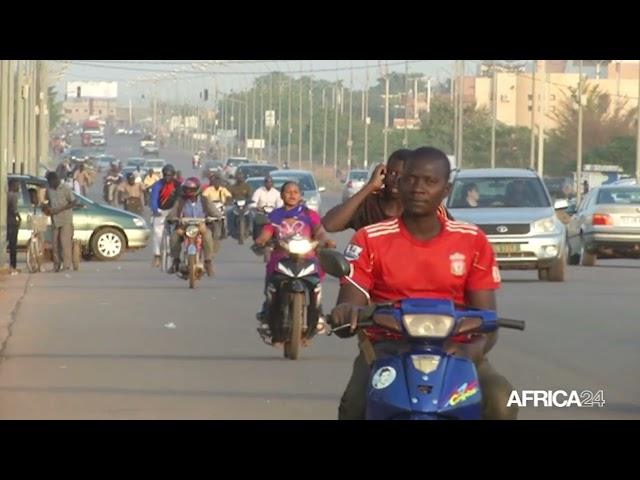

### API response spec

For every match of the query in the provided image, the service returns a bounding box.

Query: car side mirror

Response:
[565,205,577,216]
[554,199,569,210]
[318,249,350,278]
[318,186,326,193]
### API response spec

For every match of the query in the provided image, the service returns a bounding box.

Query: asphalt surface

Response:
[0,134,638,419]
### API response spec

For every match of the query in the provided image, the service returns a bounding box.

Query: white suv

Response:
[447,168,568,282]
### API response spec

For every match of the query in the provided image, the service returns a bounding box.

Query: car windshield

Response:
[348,171,368,181]
[145,160,165,168]
[271,174,316,192]
[238,165,277,177]
[448,177,550,208]
[227,158,249,167]
[596,187,640,205]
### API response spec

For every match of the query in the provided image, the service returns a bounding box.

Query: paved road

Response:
[0,135,638,419]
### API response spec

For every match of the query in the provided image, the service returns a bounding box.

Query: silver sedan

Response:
[567,184,640,266]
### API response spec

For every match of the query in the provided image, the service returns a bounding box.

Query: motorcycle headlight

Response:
[531,216,557,234]
[236,200,246,207]
[133,218,146,228]
[288,238,313,255]
[185,225,199,238]
[402,314,454,338]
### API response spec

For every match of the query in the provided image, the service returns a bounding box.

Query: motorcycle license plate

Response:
[187,244,197,255]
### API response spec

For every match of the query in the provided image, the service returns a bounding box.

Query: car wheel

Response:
[546,256,565,282]
[91,227,125,261]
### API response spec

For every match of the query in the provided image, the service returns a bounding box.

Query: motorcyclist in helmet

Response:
[149,164,182,268]
[166,176,216,277]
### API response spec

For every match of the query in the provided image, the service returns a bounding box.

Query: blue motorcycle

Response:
[318,250,525,420]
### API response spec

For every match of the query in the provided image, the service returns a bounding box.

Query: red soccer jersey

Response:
[340,216,501,342]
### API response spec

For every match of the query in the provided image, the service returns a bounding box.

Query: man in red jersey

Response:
[330,147,517,420]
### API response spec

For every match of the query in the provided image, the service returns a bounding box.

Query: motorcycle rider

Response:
[149,164,182,268]
[226,171,253,239]
[202,172,233,204]
[201,172,232,243]
[166,177,215,277]
[117,172,145,215]
[104,161,123,205]
[251,175,283,239]
[254,181,336,346]
[322,149,452,233]
[143,168,161,206]
[328,147,516,420]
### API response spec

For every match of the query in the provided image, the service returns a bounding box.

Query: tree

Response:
[545,83,638,175]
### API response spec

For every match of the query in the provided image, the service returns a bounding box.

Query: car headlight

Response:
[133,218,147,228]
[531,216,557,234]
[288,238,313,255]
[402,314,454,338]
[306,201,319,212]
[185,225,199,238]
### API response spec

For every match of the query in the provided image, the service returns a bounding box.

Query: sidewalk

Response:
[0,269,31,357]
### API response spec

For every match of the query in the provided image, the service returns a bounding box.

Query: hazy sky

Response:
[55,60,500,105]
[55,60,597,106]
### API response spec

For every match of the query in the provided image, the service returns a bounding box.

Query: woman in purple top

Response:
[254,181,336,340]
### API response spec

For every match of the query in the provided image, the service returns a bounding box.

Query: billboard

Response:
[66,81,118,99]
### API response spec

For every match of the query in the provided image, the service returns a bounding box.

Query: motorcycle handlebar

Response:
[496,318,526,331]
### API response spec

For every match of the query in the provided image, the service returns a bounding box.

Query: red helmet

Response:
[182,177,201,199]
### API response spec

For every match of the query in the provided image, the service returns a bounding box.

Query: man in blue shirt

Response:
[166,177,215,276]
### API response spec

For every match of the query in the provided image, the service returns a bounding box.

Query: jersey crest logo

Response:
[344,243,363,262]
[449,252,466,277]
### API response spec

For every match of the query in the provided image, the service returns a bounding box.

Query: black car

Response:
[235,163,278,179]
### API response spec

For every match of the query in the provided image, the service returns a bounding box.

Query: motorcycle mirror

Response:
[318,249,350,278]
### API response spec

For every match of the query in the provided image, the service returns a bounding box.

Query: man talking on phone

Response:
[322,149,451,233]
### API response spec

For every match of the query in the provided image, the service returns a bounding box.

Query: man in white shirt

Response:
[251,175,283,209]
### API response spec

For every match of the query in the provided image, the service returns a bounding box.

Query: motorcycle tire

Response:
[238,217,245,245]
[284,293,304,360]
[188,255,196,289]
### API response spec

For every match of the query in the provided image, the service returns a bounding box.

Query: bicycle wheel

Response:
[161,228,172,272]
[26,235,42,273]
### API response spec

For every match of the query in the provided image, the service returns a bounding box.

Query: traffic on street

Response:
[0,60,639,420]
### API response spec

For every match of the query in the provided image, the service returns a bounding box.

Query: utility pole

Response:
[251,83,257,160]
[308,74,313,169]
[298,61,303,168]
[244,89,249,158]
[334,82,340,177]
[287,77,292,166]
[636,60,640,183]
[15,61,25,174]
[403,60,409,148]
[537,60,546,177]
[530,61,537,169]
[383,64,390,162]
[491,61,497,169]
[268,74,273,161]
[277,79,282,166]
[364,65,369,169]
[457,60,465,168]
[576,60,584,206]
[453,61,458,160]
[347,63,354,171]
[0,61,10,268]
[322,88,328,175]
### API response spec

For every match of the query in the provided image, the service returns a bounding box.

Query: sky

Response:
[52,60,505,105]
[53,60,600,106]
